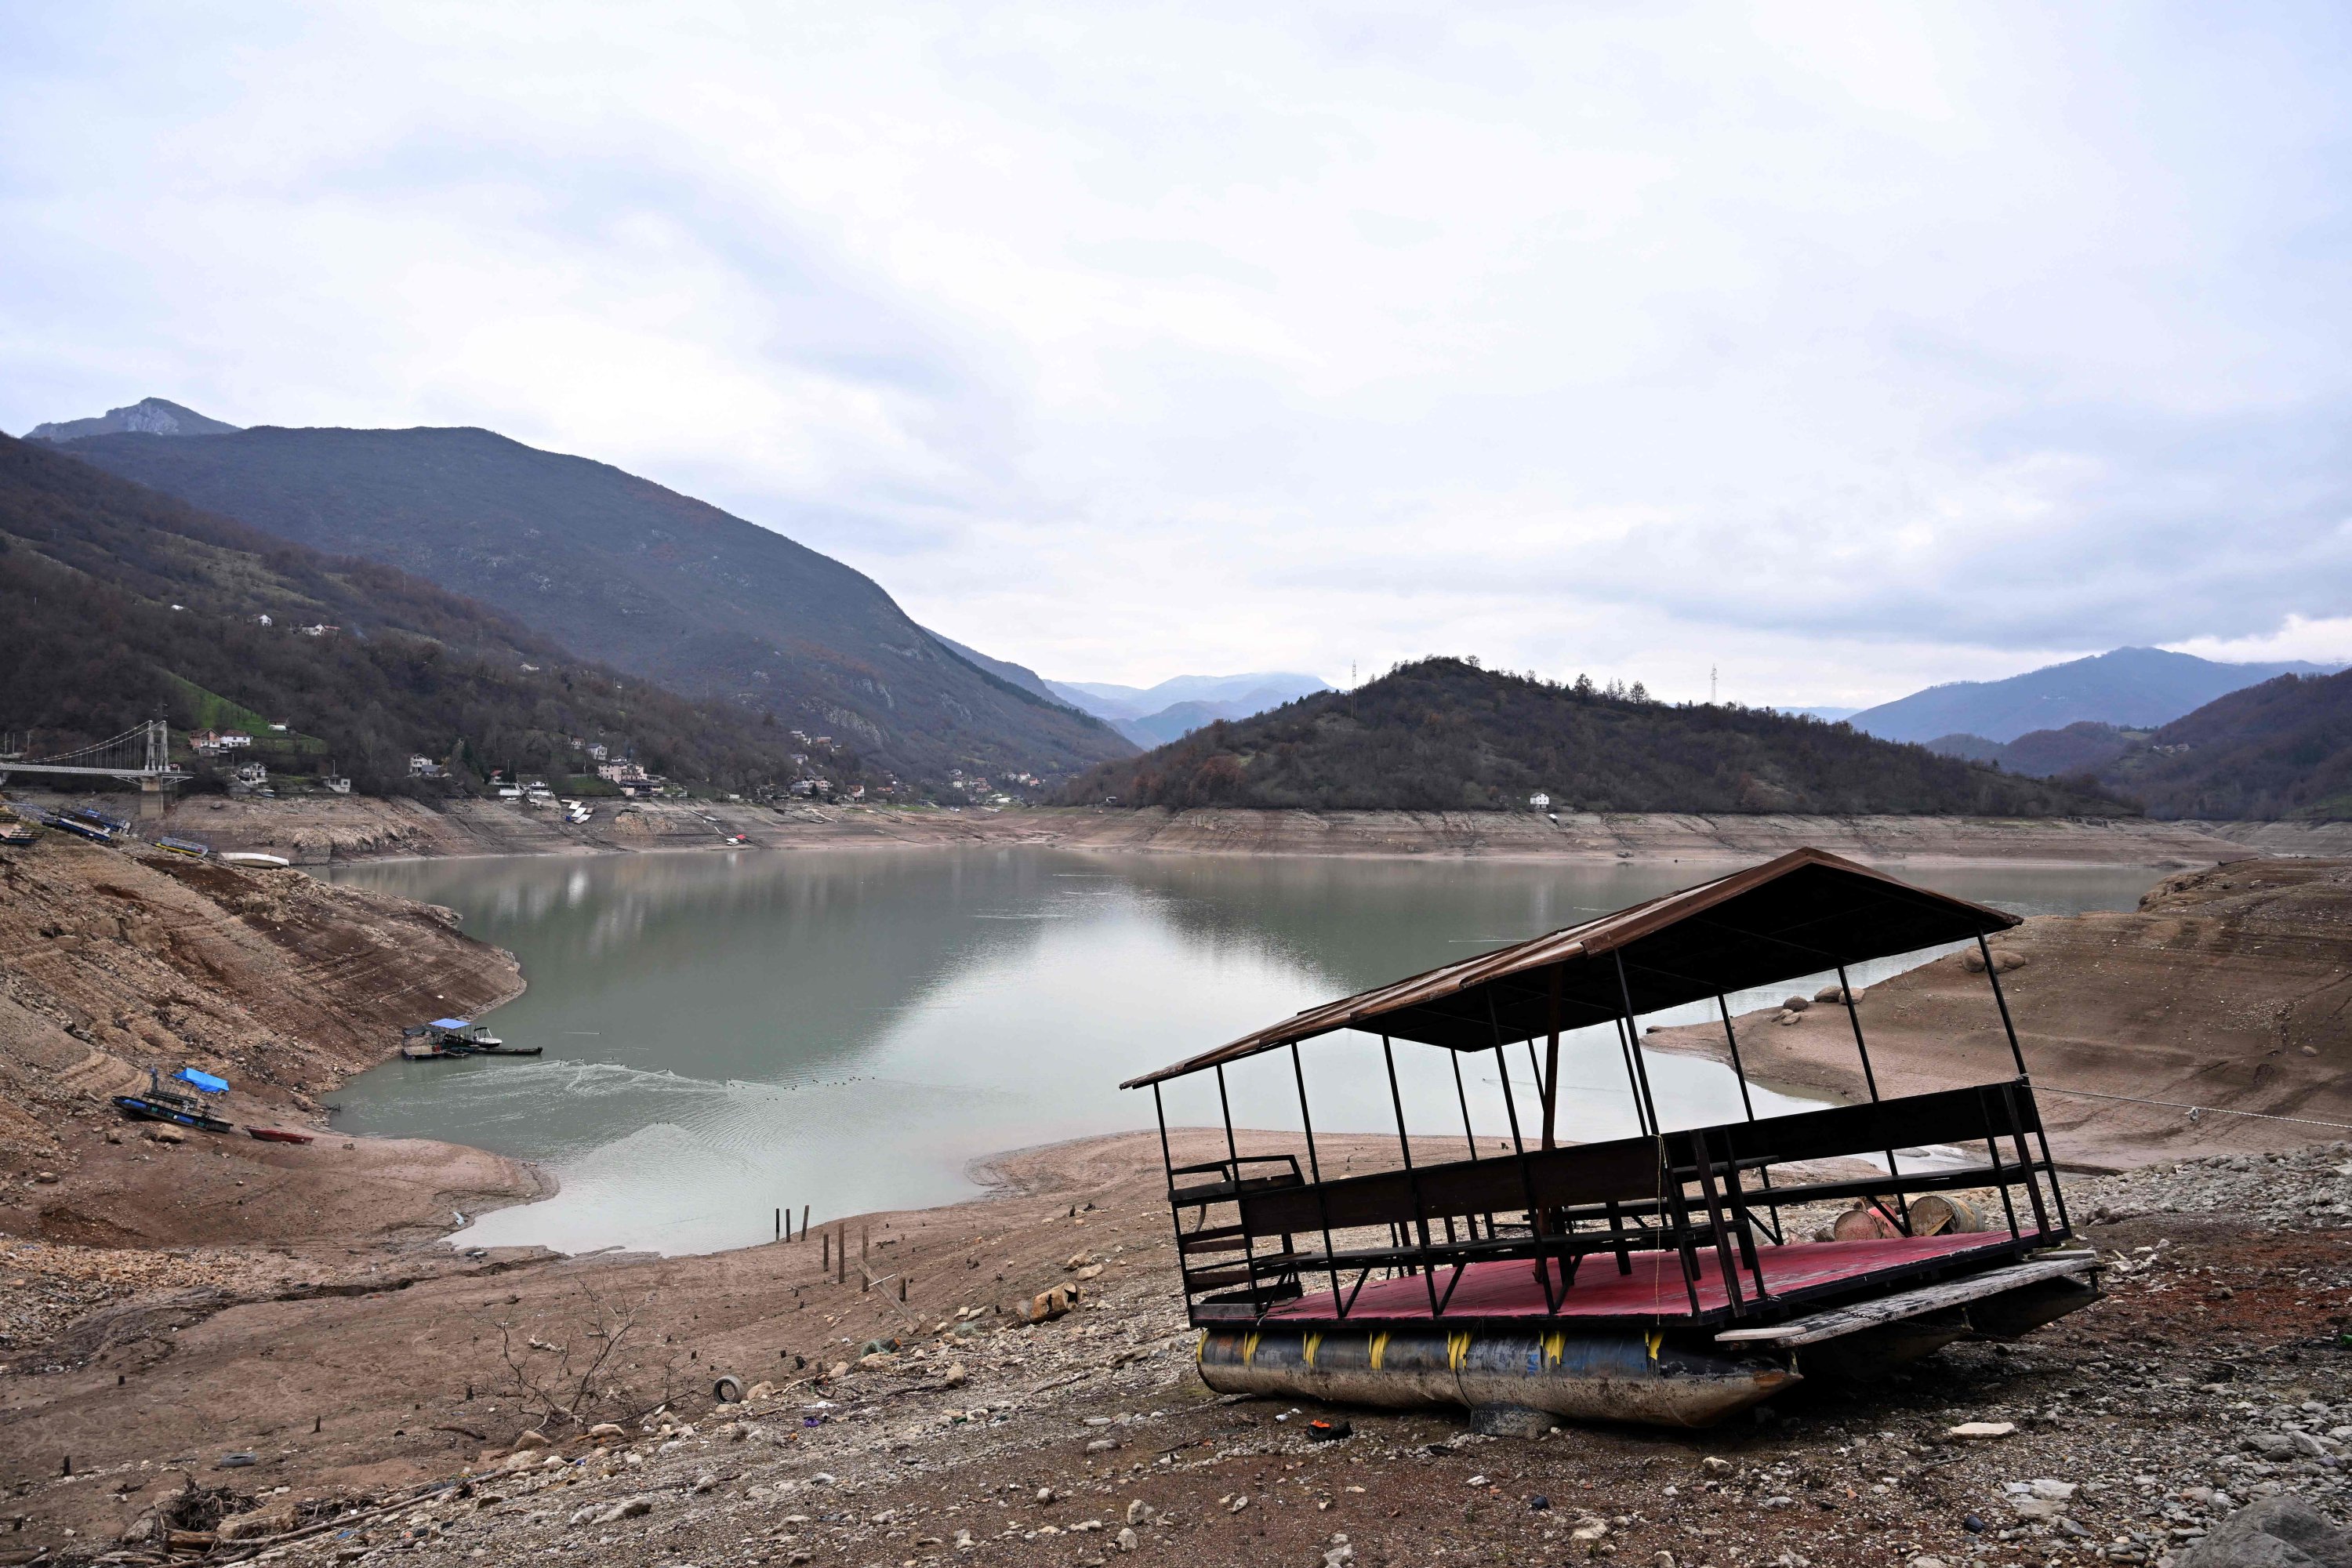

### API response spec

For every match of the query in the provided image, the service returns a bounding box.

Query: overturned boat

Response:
[1125,848,2099,1429]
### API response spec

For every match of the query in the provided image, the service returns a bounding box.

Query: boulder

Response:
[1026,1283,1081,1323]
[1780,995,1811,1012]
[1814,985,1864,1004]
[511,1429,550,1450]
[1962,947,2029,975]
[2176,1493,2352,1566]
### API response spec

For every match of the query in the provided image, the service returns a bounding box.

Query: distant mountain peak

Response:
[1849,645,2343,745]
[26,397,241,443]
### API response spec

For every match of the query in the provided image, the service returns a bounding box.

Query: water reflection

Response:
[326,850,2157,1255]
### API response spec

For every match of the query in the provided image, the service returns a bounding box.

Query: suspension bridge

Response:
[0,720,189,789]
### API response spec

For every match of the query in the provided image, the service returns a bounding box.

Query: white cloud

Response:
[4,2,2350,699]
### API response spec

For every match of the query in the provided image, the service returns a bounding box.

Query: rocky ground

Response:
[5,1131,2352,1567]
[43,787,2352,866]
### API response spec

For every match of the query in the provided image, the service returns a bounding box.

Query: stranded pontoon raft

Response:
[113,1066,235,1134]
[1123,848,2099,1429]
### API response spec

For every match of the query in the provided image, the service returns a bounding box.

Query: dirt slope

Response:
[0,831,535,1249]
[1645,858,2352,1169]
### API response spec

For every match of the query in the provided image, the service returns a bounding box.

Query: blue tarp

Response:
[176,1067,229,1094]
[427,1018,470,1031]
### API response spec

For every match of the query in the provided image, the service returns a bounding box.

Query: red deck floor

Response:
[1259,1229,2042,1323]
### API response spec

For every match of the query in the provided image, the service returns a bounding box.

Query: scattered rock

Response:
[1115,1526,1138,1553]
[1026,1283,1081,1323]
[1945,1421,2016,1441]
[1780,995,1811,1011]
[511,1429,550,1450]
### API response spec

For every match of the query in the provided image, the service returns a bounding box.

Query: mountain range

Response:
[1847,646,2337,745]
[1065,658,2115,816]
[1044,672,1330,748]
[1915,673,2352,819]
[38,412,1131,786]
[0,433,818,796]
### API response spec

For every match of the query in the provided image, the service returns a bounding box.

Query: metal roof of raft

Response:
[1122,846,2021,1087]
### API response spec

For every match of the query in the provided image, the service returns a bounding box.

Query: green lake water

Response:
[324,850,2159,1255]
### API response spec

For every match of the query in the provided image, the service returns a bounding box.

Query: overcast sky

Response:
[5,4,2350,703]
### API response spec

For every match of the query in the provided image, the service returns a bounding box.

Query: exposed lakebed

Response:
[325,849,2158,1254]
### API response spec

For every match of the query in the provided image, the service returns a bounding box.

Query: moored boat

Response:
[220,851,292,869]
[245,1126,315,1145]
[401,1018,536,1057]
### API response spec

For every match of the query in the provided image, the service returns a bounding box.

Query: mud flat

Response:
[102,789,2352,865]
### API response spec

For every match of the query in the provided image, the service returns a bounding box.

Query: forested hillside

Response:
[2100,672,2352,819]
[57,423,1131,783]
[1064,658,2123,816]
[0,434,840,797]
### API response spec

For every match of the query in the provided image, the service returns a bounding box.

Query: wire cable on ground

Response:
[2035,1084,2352,1133]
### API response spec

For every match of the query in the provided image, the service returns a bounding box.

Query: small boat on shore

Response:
[220,851,292,869]
[245,1126,315,1145]
[112,1069,234,1134]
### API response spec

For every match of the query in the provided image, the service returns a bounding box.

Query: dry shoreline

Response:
[53,787,2352,866]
